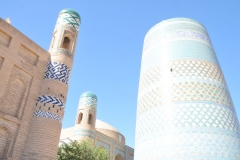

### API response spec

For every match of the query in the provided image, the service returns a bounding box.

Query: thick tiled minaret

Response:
[22,9,80,159]
[134,18,240,159]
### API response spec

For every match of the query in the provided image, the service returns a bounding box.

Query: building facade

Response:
[0,9,80,159]
[135,18,240,159]
[60,91,134,160]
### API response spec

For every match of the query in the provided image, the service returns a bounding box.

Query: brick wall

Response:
[0,18,49,159]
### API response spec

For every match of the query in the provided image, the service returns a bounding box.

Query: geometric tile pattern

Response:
[170,60,225,84]
[138,65,161,93]
[143,30,212,53]
[139,60,226,94]
[138,80,232,116]
[79,97,97,107]
[135,131,240,160]
[33,110,62,122]
[37,95,64,107]
[57,10,80,30]
[44,62,71,85]
[136,103,240,139]
[137,87,163,116]
[171,81,232,106]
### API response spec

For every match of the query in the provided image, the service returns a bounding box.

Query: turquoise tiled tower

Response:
[73,91,97,140]
[134,18,240,159]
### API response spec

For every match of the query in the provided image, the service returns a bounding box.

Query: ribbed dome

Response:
[80,91,97,100]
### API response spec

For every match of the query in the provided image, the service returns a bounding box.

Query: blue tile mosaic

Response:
[44,62,71,84]
[37,95,64,107]
[33,110,62,122]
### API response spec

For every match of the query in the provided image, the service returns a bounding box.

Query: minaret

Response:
[22,9,81,159]
[134,18,240,159]
[73,91,97,141]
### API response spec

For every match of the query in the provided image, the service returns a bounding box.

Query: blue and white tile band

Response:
[44,62,71,84]
[143,30,212,53]
[37,95,64,107]
[33,110,62,122]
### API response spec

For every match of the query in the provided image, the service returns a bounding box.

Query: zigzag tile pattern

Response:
[37,95,64,107]
[44,62,71,84]
[33,110,62,122]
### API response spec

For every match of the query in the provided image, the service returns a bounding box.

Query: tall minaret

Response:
[22,9,80,159]
[134,18,240,159]
[73,91,97,141]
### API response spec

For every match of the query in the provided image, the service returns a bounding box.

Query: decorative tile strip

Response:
[44,62,71,84]
[33,110,62,122]
[37,95,64,107]
[79,97,97,107]
[143,30,212,53]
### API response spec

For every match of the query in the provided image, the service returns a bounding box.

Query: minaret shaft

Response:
[22,9,80,159]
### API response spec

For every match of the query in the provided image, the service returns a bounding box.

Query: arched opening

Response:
[2,78,25,117]
[0,127,11,158]
[76,112,83,124]
[88,114,92,125]
[61,37,70,50]
[115,154,124,160]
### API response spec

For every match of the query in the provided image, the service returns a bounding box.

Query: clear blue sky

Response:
[1,0,240,148]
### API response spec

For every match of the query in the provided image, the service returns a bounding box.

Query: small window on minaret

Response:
[62,37,70,50]
[77,112,83,124]
[88,114,92,125]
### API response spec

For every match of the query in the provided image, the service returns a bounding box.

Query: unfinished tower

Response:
[135,18,240,159]
[22,9,80,159]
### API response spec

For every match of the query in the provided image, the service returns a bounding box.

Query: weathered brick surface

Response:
[0,9,80,159]
[0,18,49,159]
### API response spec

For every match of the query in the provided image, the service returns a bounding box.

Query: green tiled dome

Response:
[80,91,97,100]
[57,8,81,30]
[59,8,81,20]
